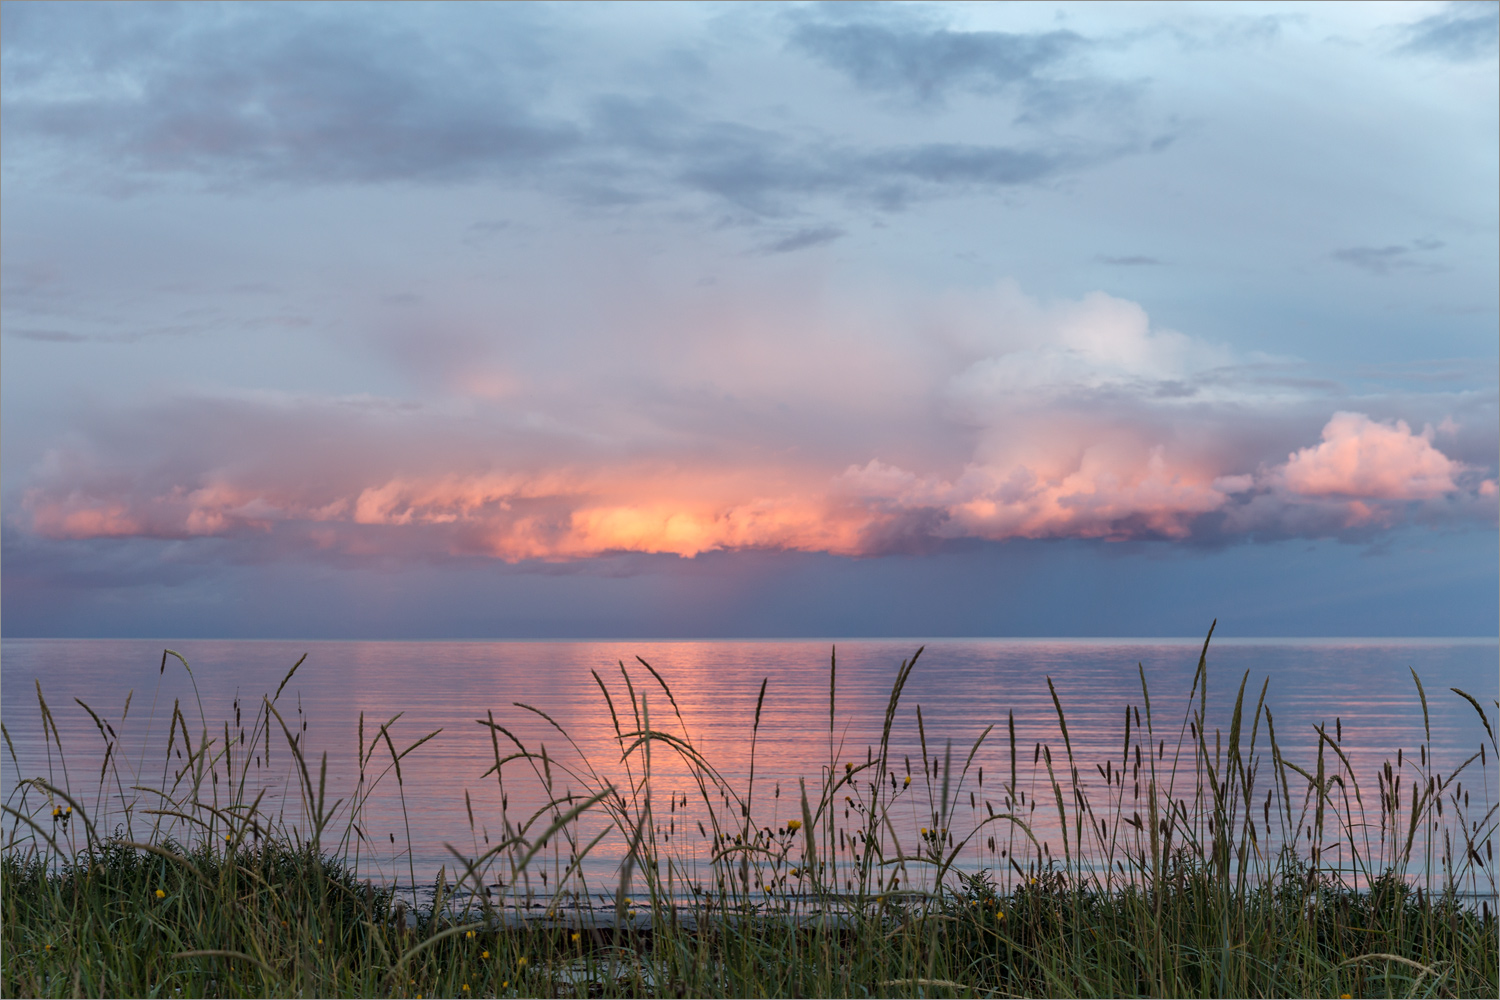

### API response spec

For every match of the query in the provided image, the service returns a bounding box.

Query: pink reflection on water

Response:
[3,638,1495,904]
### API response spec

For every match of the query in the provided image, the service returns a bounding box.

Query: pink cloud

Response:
[12,282,1495,561]
[22,406,1487,561]
[1277,412,1460,500]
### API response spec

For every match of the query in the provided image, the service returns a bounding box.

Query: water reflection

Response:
[3,637,1495,900]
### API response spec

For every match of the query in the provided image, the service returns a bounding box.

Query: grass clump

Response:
[3,625,1496,997]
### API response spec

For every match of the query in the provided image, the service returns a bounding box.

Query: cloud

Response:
[1397,2,1499,62]
[757,225,845,255]
[1,4,1151,220]
[1276,412,1460,500]
[1331,241,1445,276]
[13,285,1494,563]
[595,95,1101,217]
[1096,255,1163,267]
[5,328,91,343]
[2,6,577,188]
[788,18,1086,107]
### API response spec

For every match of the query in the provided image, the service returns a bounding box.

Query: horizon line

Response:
[4,634,1495,645]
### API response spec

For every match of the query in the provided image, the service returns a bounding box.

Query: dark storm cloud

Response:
[1397,1,1499,62]
[788,18,1085,107]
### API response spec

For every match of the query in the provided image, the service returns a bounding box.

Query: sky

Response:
[1,0,1496,639]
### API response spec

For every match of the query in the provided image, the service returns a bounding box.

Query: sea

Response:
[3,637,1495,905]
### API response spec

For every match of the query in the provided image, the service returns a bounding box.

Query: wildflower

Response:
[845,762,852,773]
[517,956,528,967]
[786,819,802,833]
[502,983,508,989]
[921,827,929,836]
[903,775,910,787]
[571,933,580,943]
[44,944,53,951]
[465,930,475,939]
[996,910,1005,921]
[462,986,470,993]
[51,806,60,819]
[155,889,166,899]
[482,950,489,959]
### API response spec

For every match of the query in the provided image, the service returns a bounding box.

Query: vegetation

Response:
[4,626,1496,997]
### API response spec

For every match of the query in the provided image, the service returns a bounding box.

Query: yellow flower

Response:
[845,762,853,772]
[465,930,474,939]
[1340,995,1352,999]
[517,956,528,967]
[571,933,580,943]
[155,888,166,899]
[921,827,929,836]
[482,950,489,959]
[903,775,911,786]
[786,819,802,833]
[996,910,1005,921]
[462,986,470,993]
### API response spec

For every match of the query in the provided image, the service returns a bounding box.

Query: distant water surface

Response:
[4,638,1495,894]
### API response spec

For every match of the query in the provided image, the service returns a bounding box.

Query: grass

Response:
[2,625,1496,998]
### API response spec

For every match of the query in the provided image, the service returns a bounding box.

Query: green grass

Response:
[3,626,1496,997]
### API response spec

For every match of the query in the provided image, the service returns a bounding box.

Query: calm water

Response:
[4,637,1495,899]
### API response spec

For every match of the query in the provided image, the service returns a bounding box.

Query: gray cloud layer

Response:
[788,18,1086,107]
[1,2,1157,224]
[1397,1,1499,61]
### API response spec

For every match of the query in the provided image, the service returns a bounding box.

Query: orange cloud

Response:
[25,408,1485,561]
[13,279,1495,561]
